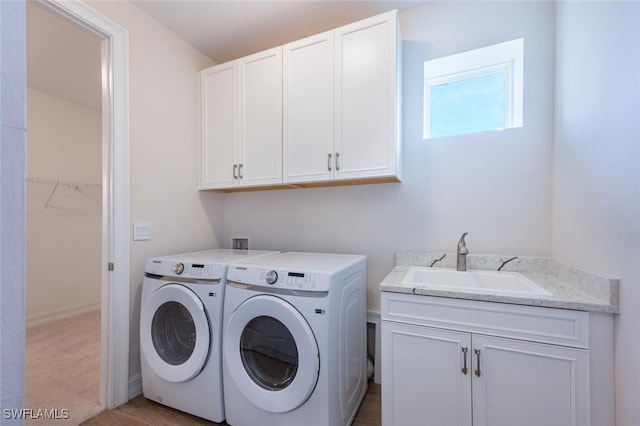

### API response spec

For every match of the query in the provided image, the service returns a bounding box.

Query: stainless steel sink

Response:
[401,267,552,297]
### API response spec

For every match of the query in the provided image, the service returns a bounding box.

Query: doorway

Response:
[25,2,103,422]
[24,0,131,412]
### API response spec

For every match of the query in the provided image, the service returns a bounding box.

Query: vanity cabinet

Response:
[200,47,282,189]
[381,292,614,426]
[283,10,401,184]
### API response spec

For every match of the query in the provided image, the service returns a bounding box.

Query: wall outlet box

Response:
[133,222,151,241]
[231,237,249,250]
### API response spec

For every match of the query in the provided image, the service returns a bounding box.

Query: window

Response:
[423,38,524,139]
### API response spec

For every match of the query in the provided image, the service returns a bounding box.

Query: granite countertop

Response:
[380,252,620,314]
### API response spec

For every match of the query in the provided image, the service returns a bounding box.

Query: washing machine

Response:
[222,252,368,426]
[140,249,278,422]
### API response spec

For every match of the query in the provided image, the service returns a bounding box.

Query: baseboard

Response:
[128,372,143,401]
[26,302,101,327]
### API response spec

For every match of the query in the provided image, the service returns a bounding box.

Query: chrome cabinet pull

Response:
[335,152,340,171]
[328,153,332,171]
[233,164,238,179]
[474,349,481,377]
[461,347,468,375]
[238,163,244,179]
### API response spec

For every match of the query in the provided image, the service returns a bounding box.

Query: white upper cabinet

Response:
[200,47,282,190]
[283,10,401,185]
[237,47,283,187]
[334,11,401,181]
[201,10,401,191]
[201,62,236,189]
[283,32,335,184]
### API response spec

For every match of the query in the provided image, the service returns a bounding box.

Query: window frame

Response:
[423,38,524,139]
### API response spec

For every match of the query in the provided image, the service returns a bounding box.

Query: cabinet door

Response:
[283,32,334,183]
[237,46,283,186]
[335,10,400,181]
[472,335,589,426]
[381,321,472,426]
[200,62,236,189]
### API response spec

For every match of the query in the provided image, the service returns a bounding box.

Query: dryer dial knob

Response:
[266,270,278,284]
[174,263,185,275]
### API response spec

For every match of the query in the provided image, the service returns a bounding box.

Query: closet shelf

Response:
[26,176,102,208]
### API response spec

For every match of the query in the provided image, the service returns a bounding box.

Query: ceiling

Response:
[132,0,425,64]
[27,0,426,110]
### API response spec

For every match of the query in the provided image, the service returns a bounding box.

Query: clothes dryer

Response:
[140,249,278,422]
[222,252,368,426]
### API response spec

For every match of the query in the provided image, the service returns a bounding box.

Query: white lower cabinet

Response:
[382,323,472,426]
[472,335,588,426]
[381,293,614,426]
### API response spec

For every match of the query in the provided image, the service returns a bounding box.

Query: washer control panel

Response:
[145,258,224,280]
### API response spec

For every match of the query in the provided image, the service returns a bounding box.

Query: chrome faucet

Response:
[457,232,469,271]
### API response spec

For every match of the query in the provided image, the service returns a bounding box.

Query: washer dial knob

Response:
[174,262,185,275]
[266,270,278,284]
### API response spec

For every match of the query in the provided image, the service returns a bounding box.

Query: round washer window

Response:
[151,301,196,365]
[240,316,298,391]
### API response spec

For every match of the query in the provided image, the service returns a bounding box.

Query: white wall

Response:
[552,2,640,425]
[221,1,556,311]
[86,0,222,379]
[0,0,26,419]
[26,87,102,322]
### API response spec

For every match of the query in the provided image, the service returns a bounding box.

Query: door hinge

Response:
[108,262,114,271]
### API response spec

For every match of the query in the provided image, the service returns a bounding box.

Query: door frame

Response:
[37,0,131,408]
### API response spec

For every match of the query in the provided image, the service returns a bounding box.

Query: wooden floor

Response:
[82,382,381,425]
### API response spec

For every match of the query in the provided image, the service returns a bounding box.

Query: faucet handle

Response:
[457,232,469,254]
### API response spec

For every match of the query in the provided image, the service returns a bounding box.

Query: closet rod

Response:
[26,176,102,209]
[26,176,102,190]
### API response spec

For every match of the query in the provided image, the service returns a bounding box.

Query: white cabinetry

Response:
[283,10,401,184]
[202,10,401,191]
[283,32,334,183]
[381,293,614,426]
[334,11,401,181]
[200,47,282,189]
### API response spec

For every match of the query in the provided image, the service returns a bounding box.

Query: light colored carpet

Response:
[26,309,103,425]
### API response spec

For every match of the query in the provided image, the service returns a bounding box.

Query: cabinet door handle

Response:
[474,348,481,377]
[461,346,468,375]
[233,164,238,179]
[238,163,244,179]
[328,153,332,171]
[335,152,340,171]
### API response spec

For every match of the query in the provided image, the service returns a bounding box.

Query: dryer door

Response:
[224,295,319,413]
[140,283,210,382]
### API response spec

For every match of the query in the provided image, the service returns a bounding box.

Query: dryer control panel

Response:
[228,266,330,292]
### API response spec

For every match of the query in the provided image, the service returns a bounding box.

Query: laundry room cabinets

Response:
[200,10,401,191]
[200,47,283,189]
[381,293,615,426]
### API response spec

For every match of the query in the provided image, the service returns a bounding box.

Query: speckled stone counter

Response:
[379,252,619,313]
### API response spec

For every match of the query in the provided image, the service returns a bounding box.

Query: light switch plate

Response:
[133,222,151,241]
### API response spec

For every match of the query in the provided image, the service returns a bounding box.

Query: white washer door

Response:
[224,295,319,413]
[140,283,210,383]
